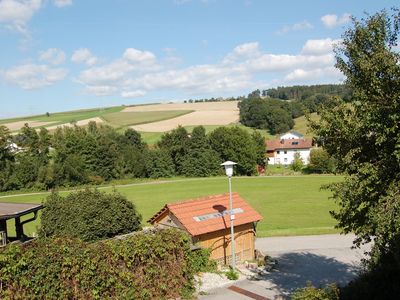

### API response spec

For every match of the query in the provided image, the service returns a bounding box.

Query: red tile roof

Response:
[148,193,262,237]
[266,138,313,151]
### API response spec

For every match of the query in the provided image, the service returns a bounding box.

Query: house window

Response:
[277,150,280,154]
[284,158,288,162]
[284,151,287,154]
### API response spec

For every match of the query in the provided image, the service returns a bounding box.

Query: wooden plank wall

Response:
[198,223,255,264]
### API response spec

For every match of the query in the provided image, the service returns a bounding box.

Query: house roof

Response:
[280,131,304,139]
[0,203,43,220]
[148,193,262,237]
[266,138,313,151]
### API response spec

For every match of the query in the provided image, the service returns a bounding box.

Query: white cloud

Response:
[245,53,334,72]
[0,0,42,34]
[121,90,146,98]
[78,59,134,86]
[0,0,71,37]
[52,0,72,7]
[84,85,117,96]
[284,66,342,83]
[301,38,341,55]
[232,42,260,57]
[76,40,342,97]
[321,13,351,28]
[3,63,67,89]
[123,48,156,63]
[39,48,66,65]
[222,42,261,64]
[71,48,98,66]
[277,21,313,35]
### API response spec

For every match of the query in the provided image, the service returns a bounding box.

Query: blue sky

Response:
[0,0,398,118]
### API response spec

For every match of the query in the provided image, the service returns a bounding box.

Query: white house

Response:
[279,131,304,140]
[266,132,313,165]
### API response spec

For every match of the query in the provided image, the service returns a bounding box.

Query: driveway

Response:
[199,234,371,300]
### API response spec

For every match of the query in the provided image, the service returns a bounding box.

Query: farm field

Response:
[129,101,239,132]
[1,106,124,131]
[102,110,193,127]
[1,175,341,238]
[1,101,311,145]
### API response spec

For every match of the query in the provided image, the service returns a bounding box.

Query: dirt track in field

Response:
[128,101,239,132]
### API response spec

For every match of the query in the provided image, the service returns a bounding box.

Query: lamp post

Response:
[221,161,237,270]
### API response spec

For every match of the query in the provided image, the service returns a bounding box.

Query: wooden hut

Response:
[0,202,43,246]
[148,193,262,265]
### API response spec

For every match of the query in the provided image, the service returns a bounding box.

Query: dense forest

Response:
[0,123,265,192]
[264,84,351,101]
[239,84,351,134]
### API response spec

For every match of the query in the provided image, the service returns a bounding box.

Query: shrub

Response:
[188,248,218,273]
[291,282,340,300]
[0,229,196,299]
[308,148,335,174]
[40,188,142,242]
[225,267,239,280]
[290,152,304,172]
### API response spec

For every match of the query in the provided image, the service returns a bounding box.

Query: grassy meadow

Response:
[292,113,319,137]
[1,175,342,238]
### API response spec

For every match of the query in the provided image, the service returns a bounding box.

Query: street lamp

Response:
[221,160,237,270]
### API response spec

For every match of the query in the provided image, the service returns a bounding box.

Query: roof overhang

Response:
[0,203,43,220]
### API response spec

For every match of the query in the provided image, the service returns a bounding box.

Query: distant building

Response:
[279,131,304,140]
[149,193,262,265]
[8,142,22,153]
[266,132,313,165]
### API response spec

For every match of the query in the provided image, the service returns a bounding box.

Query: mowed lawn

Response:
[1,176,342,238]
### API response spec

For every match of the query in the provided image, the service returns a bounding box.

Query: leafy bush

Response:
[291,152,304,172]
[188,248,218,273]
[40,188,142,241]
[0,229,196,299]
[292,282,340,300]
[308,148,335,173]
[225,267,239,280]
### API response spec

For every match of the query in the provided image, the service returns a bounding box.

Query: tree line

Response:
[239,84,351,135]
[0,123,265,192]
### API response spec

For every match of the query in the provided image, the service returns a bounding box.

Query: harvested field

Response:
[127,101,239,132]
[131,110,239,132]
[46,117,104,130]
[4,120,55,131]
[123,101,239,112]
[102,110,192,127]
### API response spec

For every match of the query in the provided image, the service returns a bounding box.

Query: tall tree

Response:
[0,126,14,191]
[208,126,261,175]
[310,9,400,294]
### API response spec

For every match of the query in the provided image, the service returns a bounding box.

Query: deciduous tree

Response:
[310,10,400,296]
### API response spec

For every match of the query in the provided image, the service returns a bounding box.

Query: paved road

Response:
[200,234,371,300]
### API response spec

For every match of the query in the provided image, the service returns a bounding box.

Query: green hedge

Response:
[40,188,142,242]
[0,229,195,299]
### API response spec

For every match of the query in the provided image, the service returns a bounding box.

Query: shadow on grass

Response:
[260,252,361,295]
